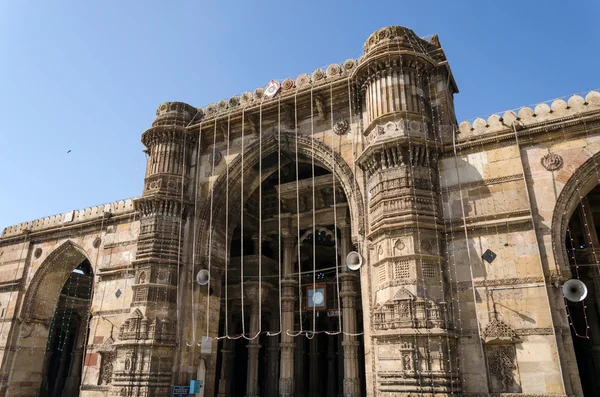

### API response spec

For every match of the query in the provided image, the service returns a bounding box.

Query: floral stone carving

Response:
[333,119,349,135]
[541,153,563,171]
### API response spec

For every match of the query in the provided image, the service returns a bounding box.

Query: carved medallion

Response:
[281,78,295,91]
[93,237,102,249]
[394,239,406,253]
[541,153,563,171]
[158,271,167,281]
[208,150,223,167]
[34,248,42,259]
[333,119,349,135]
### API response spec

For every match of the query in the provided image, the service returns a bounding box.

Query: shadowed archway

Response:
[2,240,93,397]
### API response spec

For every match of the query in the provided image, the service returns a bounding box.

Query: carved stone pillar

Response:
[309,337,319,396]
[339,272,360,397]
[245,282,269,397]
[217,339,234,397]
[279,235,296,397]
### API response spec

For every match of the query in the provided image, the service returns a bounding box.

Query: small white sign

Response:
[200,336,213,354]
[62,210,74,223]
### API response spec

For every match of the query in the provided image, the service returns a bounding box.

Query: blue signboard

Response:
[172,385,190,396]
[190,380,202,394]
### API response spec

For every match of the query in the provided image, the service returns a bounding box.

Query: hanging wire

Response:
[204,117,219,345]
[288,92,305,338]
[267,96,283,337]
[224,113,231,338]
[327,83,343,336]
[240,108,247,339]
[451,125,490,387]
[311,87,317,336]
[187,120,203,347]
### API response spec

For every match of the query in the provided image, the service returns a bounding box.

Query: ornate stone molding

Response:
[442,173,524,193]
[456,277,545,290]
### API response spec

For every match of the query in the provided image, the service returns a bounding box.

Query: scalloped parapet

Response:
[153,101,199,127]
[457,90,600,138]
[362,26,435,58]
[197,59,358,121]
[0,198,138,239]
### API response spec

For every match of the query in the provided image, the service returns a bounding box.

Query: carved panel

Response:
[373,288,445,329]
[486,345,521,393]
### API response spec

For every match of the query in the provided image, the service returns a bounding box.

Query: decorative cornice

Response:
[456,277,544,290]
[442,174,524,193]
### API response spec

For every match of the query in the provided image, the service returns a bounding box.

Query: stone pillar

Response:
[339,272,360,397]
[51,327,73,397]
[217,339,234,397]
[245,282,269,397]
[294,337,305,397]
[62,315,87,394]
[309,337,319,396]
[337,335,344,397]
[266,316,280,397]
[327,338,336,397]
[279,235,296,397]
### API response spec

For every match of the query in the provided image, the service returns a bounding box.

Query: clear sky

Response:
[0,1,598,230]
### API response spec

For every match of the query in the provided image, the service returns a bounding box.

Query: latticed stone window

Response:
[394,260,410,279]
[422,263,436,278]
[378,265,386,283]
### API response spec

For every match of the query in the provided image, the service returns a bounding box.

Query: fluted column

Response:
[279,235,296,397]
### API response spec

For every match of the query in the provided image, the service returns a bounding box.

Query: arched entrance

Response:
[2,241,93,397]
[553,151,600,396]
[197,132,367,397]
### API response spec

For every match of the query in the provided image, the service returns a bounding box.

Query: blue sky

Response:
[0,1,598,230]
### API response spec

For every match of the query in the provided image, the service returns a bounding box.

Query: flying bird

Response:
[67,150,71,153]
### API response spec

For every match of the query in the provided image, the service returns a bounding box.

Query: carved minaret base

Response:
[355,26,460,396]
[111,102,198,397]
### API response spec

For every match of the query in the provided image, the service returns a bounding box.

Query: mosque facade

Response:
[1,25,600,397]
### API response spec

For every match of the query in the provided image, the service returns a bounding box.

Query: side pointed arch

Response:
[20,239,90,323]
[551,149,600,276]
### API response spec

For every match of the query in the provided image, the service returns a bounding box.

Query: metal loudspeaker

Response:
[196,269,210,286]
[562,279,588,302]
[346,251,363,271]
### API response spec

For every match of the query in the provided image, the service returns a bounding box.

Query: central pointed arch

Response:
[197,131,365,264]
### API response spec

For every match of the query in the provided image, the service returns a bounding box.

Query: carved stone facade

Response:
[2,24,600,397]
